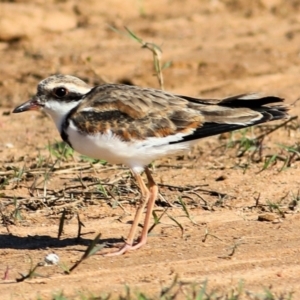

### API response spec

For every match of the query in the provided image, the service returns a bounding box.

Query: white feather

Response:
[43,100,79,131]
[67,120,197,173]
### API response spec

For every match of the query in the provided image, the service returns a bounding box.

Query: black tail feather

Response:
[170,102,288,144]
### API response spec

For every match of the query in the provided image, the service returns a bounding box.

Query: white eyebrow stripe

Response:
[46,82,92,95]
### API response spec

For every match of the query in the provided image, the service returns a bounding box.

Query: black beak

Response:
[13,97,41,113]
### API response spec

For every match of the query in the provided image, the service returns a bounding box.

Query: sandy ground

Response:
[1,0,300,299]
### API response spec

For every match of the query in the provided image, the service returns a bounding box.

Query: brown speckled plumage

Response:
[13,74,290,256]
[66,83,288,144]
[69,84,202,139]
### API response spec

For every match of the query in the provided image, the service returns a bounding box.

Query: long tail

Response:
[172,93,289,143]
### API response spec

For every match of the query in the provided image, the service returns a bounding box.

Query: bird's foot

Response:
[102,238,147,257]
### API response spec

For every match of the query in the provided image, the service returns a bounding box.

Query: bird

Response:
[13,74,289,256]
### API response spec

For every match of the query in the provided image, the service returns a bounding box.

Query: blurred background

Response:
[1,0,300,107]
[1,1,300,298]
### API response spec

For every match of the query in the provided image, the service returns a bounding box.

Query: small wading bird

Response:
[13,75,289,256]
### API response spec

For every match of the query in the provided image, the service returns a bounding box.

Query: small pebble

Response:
[257,213,276,222]
[44,253,59,265]
[5,143,14,148]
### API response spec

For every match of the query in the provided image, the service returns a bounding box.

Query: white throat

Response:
[43,100,80,132]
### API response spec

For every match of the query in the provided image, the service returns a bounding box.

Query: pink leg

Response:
[104,168,157,256]
[127,168,158,250]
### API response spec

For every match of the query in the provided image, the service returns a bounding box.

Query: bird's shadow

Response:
[0,233,124,251]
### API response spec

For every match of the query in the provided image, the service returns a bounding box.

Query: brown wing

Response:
[69,84,288,143]
[69,84,204,141]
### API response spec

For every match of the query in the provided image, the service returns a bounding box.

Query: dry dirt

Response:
[1,0,300,299]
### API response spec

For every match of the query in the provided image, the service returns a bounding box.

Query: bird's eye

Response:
[53,87,68,98]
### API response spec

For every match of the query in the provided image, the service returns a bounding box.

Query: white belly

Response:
[66,120,196,173]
